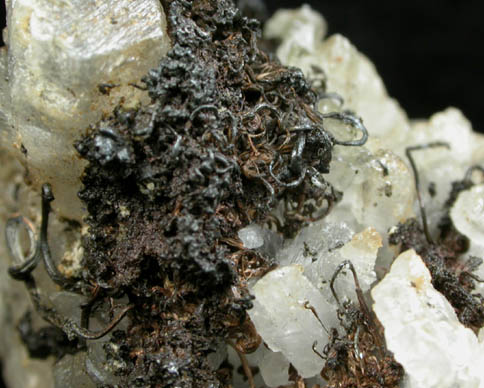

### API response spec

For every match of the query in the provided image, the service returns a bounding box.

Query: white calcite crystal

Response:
[258,350,291,387]
[276,223,379,301]
[338,226,381,289]
[372,249,484,388]
[253,5,484,388]
[406,108,477,232]
[264,4,327,73]
[325,147,416,235]
[238,224,284,258]
[451,184,484,246]
[238,224,266,249]
[451,183,484,295]
[248,265,334,378]
[0,0,170,220]
[247,225,381,383]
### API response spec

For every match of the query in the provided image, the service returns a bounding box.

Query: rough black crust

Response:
[75,1,339,386]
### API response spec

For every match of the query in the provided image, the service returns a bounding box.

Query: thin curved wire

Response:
[269,154,307,188]
[320,112,368,147]
[5,216,41,279]
[6,183,132,340]
[405,142,450,244]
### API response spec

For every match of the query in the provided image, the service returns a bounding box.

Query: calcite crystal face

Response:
[0,0,170,219]
[372,250,484,388]
[451,184,484,247]
[248,264,336,378]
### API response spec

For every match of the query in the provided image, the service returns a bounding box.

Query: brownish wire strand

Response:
[227,339,256,388]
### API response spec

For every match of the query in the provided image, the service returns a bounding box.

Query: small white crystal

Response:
[248,265,334,378]
[277,221,380,306]
[327,149,415,234]
[258,349,290,387]
[338,227,381,290]
[264,5,327,72]
[238,224,283,258]
[238,225,265,249]
[450,184,484,246]
[372,249,484,388]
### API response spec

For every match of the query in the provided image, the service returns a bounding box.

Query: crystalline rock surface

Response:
[1,2,484,388]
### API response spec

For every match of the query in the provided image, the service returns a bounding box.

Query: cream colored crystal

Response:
[372,249,484,388]
[258,349,291,387]
[264,5,327,74]
[248,265,333,378]
[405,108,479,233]
[451,184,484,246]
[339,226,381,288]
[326,148,415,234]
[0,0,170,220]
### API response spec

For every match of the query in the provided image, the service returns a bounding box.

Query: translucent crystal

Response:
[0,0,170,220]
[450,184,484,246]
[264,5,327,70]
[248,265,334,378]
[372,249,484,388]
[326,148,415,234]
[238,225,265,249]
[276,220,380,302]
[54,352,95,388]
[227,344,266,388]
[338,227,381,290]
[206,340,227,370]
[405,108,474,233]
[258,350,291,387]
[238,224,283,257]
[451,183,484,297]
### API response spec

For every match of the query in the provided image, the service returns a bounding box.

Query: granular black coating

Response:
[75,0,340,386]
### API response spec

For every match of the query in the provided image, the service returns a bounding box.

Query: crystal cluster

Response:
[0,2,483,388]
[242,5,484,387]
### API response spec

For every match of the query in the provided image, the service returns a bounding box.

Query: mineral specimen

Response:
[1,1,484,388]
